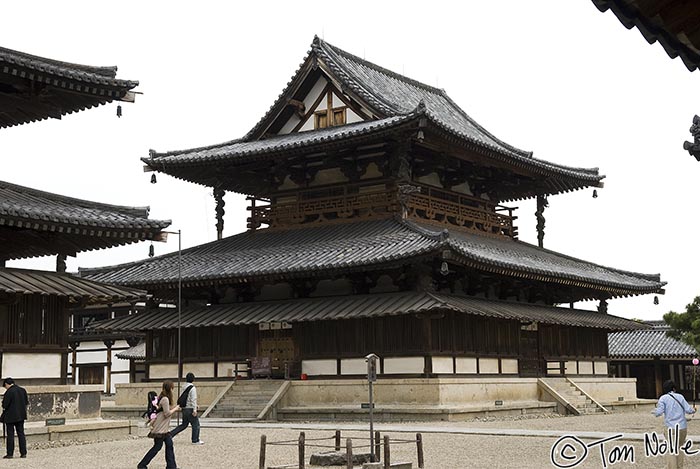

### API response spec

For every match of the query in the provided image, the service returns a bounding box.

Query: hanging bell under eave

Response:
[654,295,659,305]
[148,243,155,258]
[592,189,598,199]
[116,105,122,118]
[151,173,157,184]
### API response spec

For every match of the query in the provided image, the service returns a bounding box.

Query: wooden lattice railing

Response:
[247,184,517,238]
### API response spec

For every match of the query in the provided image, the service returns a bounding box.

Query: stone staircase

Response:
[539,378,607,415]
[205,380,285,419]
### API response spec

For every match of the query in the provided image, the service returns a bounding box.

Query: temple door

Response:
[518,329,541,377]
[258,328,296,377]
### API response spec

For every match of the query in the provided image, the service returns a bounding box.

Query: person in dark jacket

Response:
[1,377,29,459]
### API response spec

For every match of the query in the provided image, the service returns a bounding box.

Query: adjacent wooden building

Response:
[609,321,698,399]
[86,37,663,381]
[0,46,170,387]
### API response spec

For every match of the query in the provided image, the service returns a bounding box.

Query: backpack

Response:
[142,391,162,420]
[177,384,193,407]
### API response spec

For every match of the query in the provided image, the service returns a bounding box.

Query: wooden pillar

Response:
[654,358,663,398]
[214,187,225,240]
[56,254,67,273]
[70,341,80,385]
[422,315,433,377]
[535,195,548,248]
[104,339,115,394]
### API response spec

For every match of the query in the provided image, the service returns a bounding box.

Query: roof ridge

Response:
[0,179,155,219]
[316,37,446,96]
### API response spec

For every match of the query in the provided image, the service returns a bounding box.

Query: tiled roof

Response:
[143,38,603,195]
[144,115,411,167]
[592,1,700,72]
[0,267,146,305]
[116,341,146,361]
[0,46,138,128]
[609,324,698,359]
[0,179,171,260]
[91,290,646,332]
[80,218,664,298]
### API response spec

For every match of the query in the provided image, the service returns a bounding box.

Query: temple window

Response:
[315,107,347,129]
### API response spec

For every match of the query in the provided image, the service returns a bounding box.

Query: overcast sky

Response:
[4,1,698,320]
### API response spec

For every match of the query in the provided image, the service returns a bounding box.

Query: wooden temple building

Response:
[0,46,170,387]
[85,37,664,382]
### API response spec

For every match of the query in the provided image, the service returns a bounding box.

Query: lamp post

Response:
[154,229,182,424]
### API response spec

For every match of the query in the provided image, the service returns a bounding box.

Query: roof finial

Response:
[415,99,427,113]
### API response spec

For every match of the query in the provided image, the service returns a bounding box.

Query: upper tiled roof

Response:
[0,267,146,305]
[0,46,138,128]
[609,323,697,359]
[80,217,664,299]
[143,38,603,196]
[0,180,171,260]
[91,290,646,332]
[592,1,700,72]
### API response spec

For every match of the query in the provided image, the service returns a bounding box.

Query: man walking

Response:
[653,379,695,468]
[170,372,203,445]
[1,377,29,459]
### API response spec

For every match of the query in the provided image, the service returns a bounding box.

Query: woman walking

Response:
[138,381,181,469]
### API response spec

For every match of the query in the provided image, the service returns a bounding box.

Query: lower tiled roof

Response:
[116,341,146,361]
[609,325,697,359]
[91,291,645,332]
[0,267,147,305]
[80,218,664,298]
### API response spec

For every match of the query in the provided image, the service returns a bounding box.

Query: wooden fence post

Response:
[375,430,381,462]
[335,430,341,451]
[299,431,305,469]
[417,433,424,469]
[346,438,353,469]
[384,435,391,469]
[259,434,266,469]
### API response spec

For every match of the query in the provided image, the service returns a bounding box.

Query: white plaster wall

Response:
[346,108,363,124]
[361,162,383,180]
[313,278,352,297]
[565,361,578,374]
[306,77,328,110]
[416,172,442,188]
[432,357,453,374]
[594,361,609,375]
[278,114,300,134]
[340,358,367,375]
[384,357,423,374]
[77,350,108,364]
[111,352,130,372]
[309,168,348,186]
[3,353,62,379]
[501,359,518,374]
[302,359,337,376]
[299,118,315,132]
[479,358,499,374]
[548,364,562,375]
[259,283,293,301]
[111,373,130,394]
[455,357,477,374]
[149,364,178,379]
[217,362,248,378]
[578,361,593,375]
[182,362,215,378]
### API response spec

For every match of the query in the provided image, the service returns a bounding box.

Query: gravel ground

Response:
[4,410,699,468]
